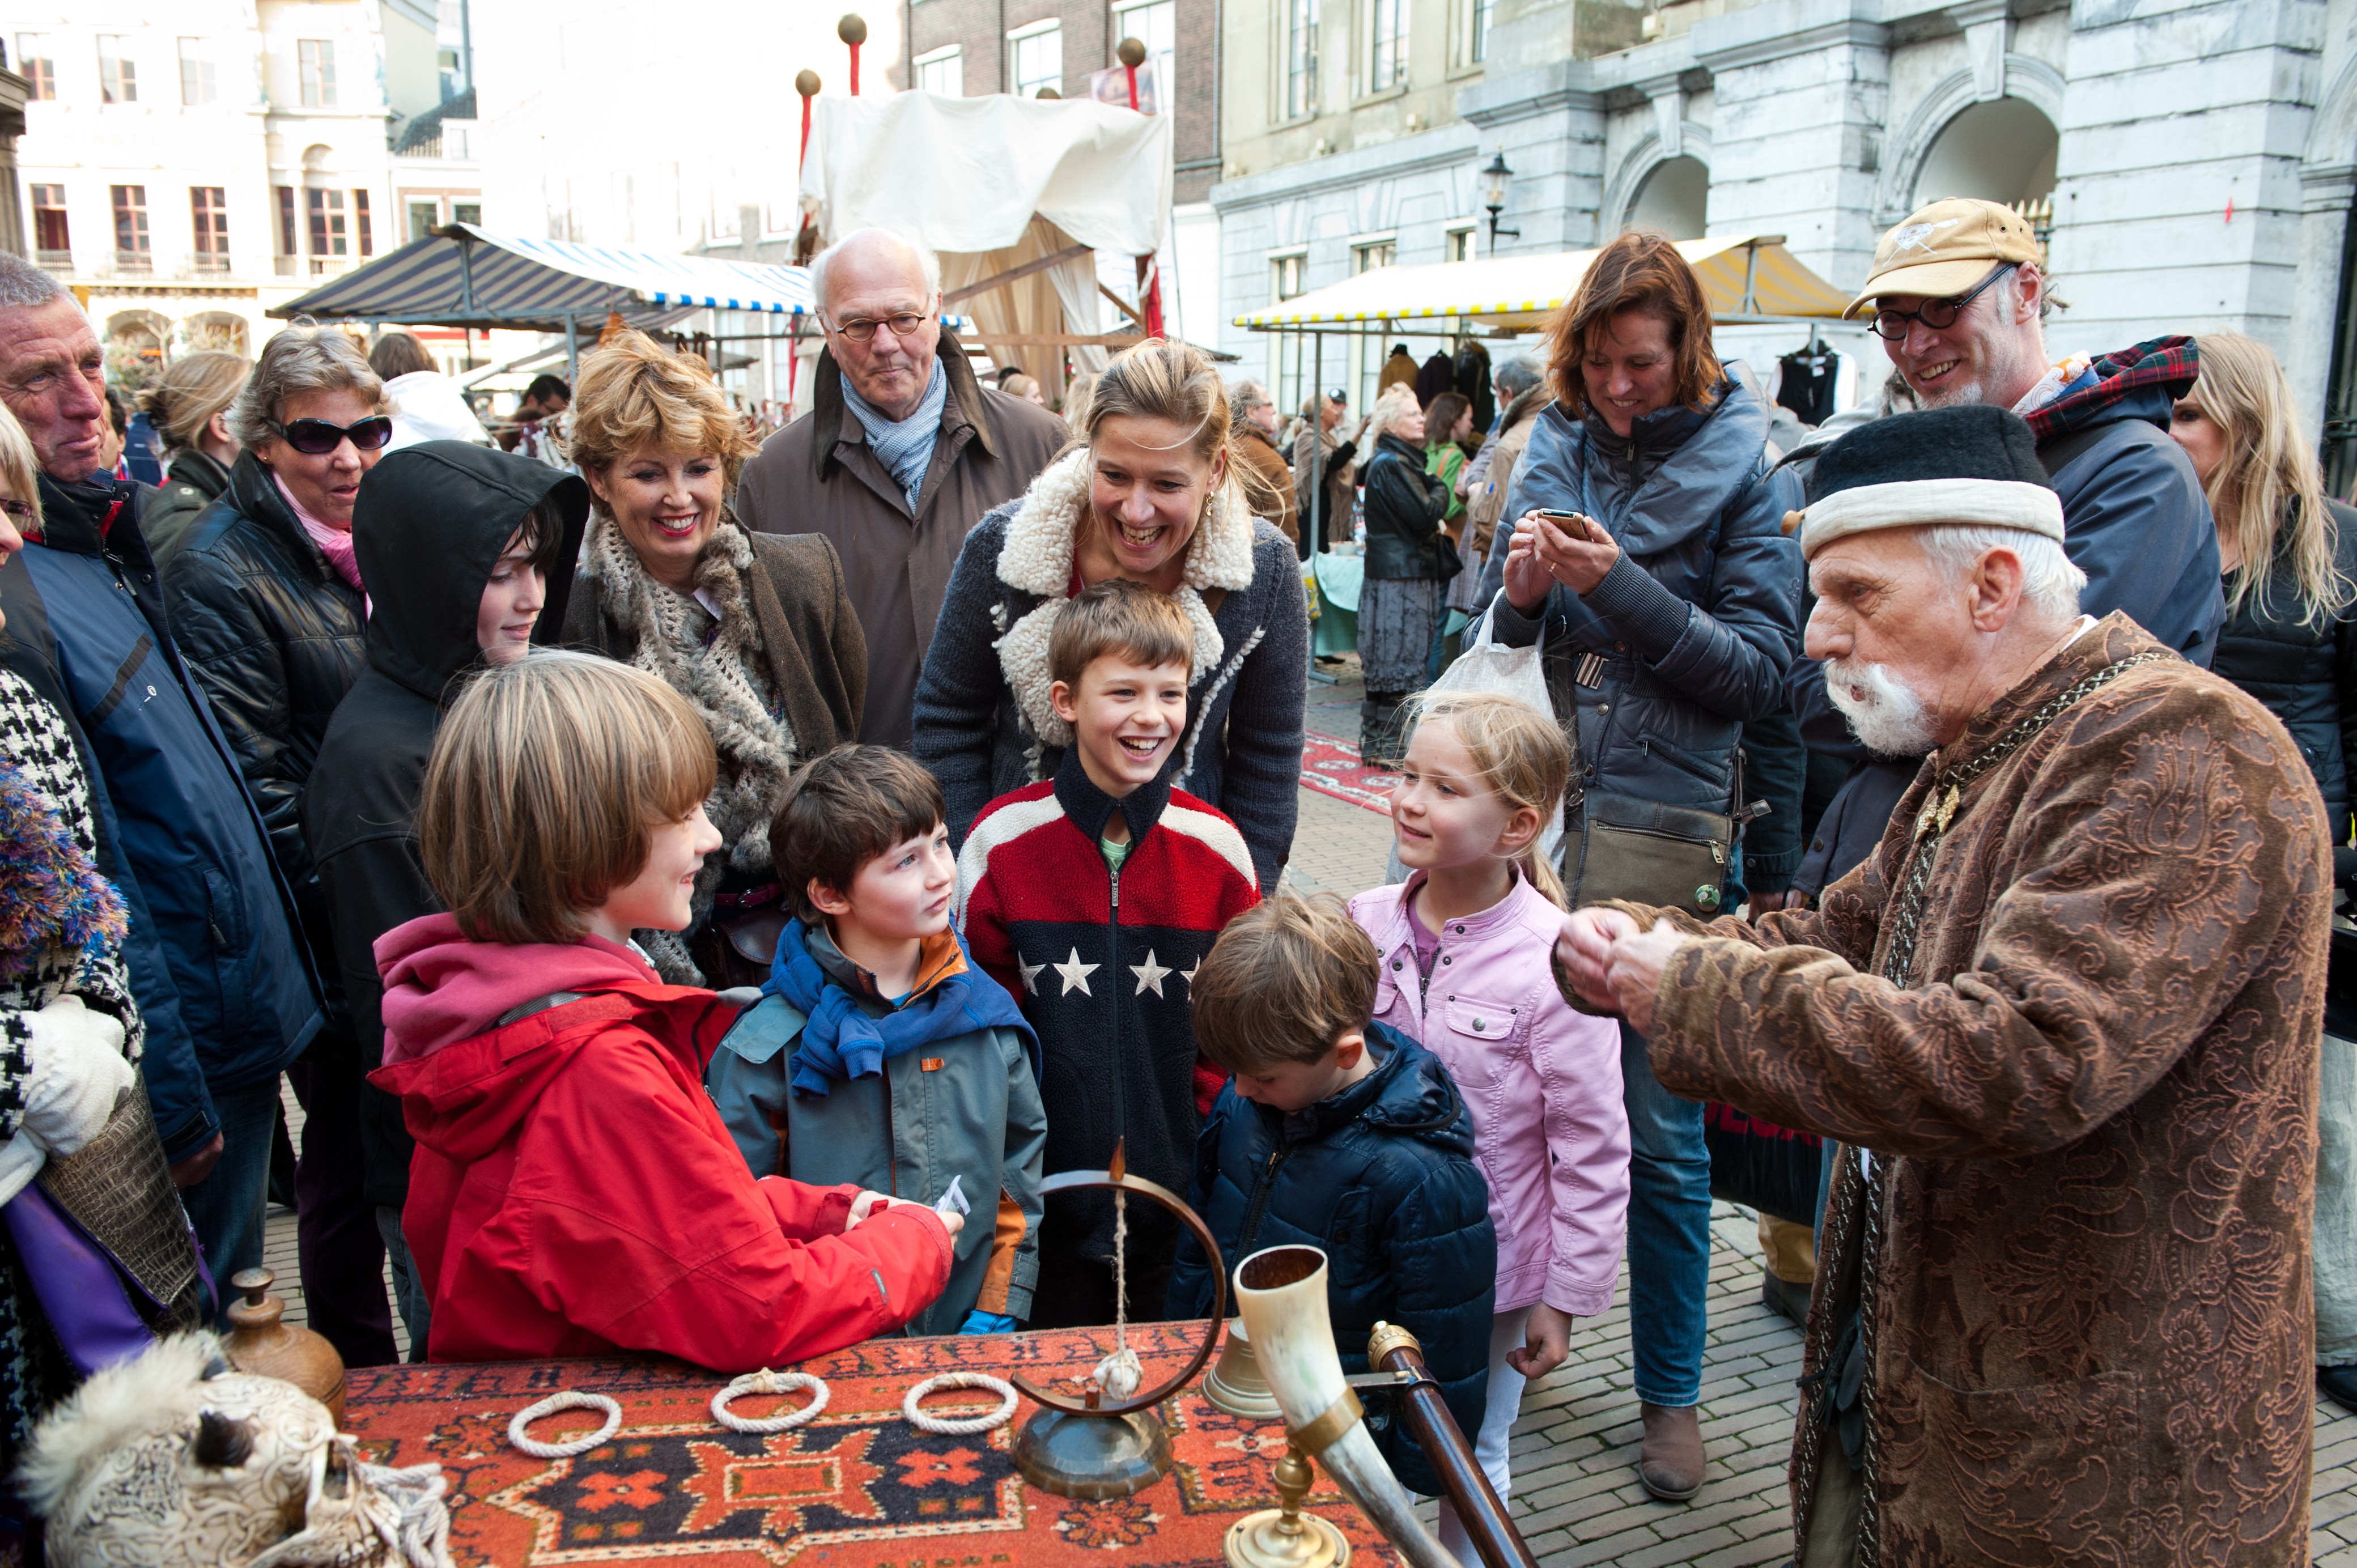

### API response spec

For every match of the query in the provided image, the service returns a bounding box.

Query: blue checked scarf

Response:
[840,359,949,508]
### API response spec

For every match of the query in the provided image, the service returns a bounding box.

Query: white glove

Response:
[20,993,133,1156]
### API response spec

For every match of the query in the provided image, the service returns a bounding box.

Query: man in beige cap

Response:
[1845,196,2221,668]
[1555,401,2322,1568]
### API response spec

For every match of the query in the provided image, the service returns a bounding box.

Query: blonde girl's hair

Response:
[1404,690,1573,908]
[564,328,762,499]
[136,351,249,456]
[1071,337,1230,472]
[2186,331,2354,625]
[0,400,42,531]
[419,651,717,945]
[1371,383,1421,441]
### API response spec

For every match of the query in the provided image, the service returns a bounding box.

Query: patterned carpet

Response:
[1298,729,1398,817]
[342,1322,1410,1567]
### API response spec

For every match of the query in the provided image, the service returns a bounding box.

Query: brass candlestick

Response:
[1224,1439,1351,1568]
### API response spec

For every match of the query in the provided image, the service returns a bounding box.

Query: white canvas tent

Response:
[797,92,1174,394]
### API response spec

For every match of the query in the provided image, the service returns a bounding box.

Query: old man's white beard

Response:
[1823,657,1939,758]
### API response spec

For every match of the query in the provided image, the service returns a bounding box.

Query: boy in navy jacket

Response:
[1167,894,1496,1499]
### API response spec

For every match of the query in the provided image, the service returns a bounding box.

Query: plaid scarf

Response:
[2019,335,2199,444]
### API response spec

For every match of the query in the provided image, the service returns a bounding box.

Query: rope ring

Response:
[508,1392,622,1459]
[902,1371,1020,1435]
[712,1369,831,1433]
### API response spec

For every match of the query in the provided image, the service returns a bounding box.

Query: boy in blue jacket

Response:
[707,746,1048,1336]
[1166,894,1496,1497]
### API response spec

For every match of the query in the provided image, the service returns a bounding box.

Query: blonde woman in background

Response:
[137,350,249,571]
[2169,330,2357,1414]
[558,328,868,987]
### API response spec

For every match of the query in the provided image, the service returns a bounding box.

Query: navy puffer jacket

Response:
[1167,1024,1495,1497]
[1476,372,1804,818]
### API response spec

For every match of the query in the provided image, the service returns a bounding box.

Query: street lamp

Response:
[1483,150,1520,249]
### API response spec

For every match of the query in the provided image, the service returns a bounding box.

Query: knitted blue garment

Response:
[765,919,1036,1097]
[839,359,948,507]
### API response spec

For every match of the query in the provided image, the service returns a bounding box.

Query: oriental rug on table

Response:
[342,1321,1407,1568]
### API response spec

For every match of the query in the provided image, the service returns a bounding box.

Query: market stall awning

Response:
[1234,235,1854,332]
[267,224,814,332]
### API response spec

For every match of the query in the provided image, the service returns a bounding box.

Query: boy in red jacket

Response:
[371,651,957,1367]
[957,581,1259,1328]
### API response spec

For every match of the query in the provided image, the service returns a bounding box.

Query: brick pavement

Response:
[263,655,2357,1562]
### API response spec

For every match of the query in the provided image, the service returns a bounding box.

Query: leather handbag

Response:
[1429,529,1464,583]
[1559,791,1738,918]
[693,907,792,991]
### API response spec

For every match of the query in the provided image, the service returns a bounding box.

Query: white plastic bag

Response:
[1383,602,1564,878]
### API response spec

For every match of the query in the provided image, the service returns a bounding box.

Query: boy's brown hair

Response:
[1190,895,1379,1073]
[419,651,717,944]
[768,745,946,923]
[1048,578,1195,691]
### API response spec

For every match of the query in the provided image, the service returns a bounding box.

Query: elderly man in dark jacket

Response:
[736,228,1064,749]
[0,254,321,1307]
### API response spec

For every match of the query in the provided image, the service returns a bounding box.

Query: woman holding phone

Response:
[1472,232,1802,1505]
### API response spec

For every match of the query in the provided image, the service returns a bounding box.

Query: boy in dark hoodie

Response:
[301,442,588,1355]
[1166,894,1496,1499]
[707,746,1047,1336]
[369,652,955,1366]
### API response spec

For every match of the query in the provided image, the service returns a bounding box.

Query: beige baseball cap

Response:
[1843,197,2044,318]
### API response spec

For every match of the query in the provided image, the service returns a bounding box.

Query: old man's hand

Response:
[1604,920,1687,1035]
[1556,907,1641,1010]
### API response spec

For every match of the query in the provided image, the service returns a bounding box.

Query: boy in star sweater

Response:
[957,581,1261,1328]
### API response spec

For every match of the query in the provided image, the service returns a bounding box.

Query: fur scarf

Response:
[990,447,1258,753]
[579,513,797,982]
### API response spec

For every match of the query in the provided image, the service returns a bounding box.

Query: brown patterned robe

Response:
[1613,614,2326,1566]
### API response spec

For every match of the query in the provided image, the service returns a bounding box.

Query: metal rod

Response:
[564,312,579,385]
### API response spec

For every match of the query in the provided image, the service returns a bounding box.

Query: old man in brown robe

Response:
[1555,403,2326,1567]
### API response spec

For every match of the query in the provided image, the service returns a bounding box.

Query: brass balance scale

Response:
[1011,1146,1532,1568]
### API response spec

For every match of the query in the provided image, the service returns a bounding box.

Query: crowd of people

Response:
[0,187,2346,1568]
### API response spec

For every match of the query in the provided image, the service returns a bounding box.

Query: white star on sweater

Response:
[1130,950,1173,997]
[1179,957,1201,992]
[1052,948,1099,996]
[1016,955,1045,996]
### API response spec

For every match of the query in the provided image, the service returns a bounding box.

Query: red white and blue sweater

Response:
[957,752,1259,1264]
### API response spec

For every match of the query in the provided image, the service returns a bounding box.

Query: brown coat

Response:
[1613,615,2326,1566]
[735,329,1066,747]
[560,528,867,767]
[1293,424,1358,546]
[1463,385,1547,574]
[1230,418,1298,547]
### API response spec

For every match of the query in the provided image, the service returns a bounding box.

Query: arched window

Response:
[1625,155,1708,241]
[1913,98,2057,209]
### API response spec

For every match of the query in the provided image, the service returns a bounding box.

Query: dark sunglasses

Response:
[270,415,394,455]
[1868,262,2018,342]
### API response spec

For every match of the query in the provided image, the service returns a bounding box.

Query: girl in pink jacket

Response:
[1348,691,1629,1557]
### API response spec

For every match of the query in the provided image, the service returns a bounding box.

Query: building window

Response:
[309,188,349,263]
[111,186,150,266]
[452,201,480,226]
[1009,22,1061,98]
[97,36,136,104]
[914,45,962,96]
[30,184,67,260]
[17,35,53,100]
[299,40,337,107]
[1469,0,1492,62]
[1354,239,1395,271]
[191,187,228,271]
[1368,0,1405,90]
[353,189,372,256]
[1111,0,1175,106]
[178,37,218,104]
[1447,227,1475,261]
[1285,0,1318,118]
[276,186,298,256]
[407,199,439,241]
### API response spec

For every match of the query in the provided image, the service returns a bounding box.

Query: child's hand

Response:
[846,1189,965,1239]
[1506,1303,1575,1381]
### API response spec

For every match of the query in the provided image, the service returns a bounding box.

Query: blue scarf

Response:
[840,359,948,508]
[766,919,1037,1097]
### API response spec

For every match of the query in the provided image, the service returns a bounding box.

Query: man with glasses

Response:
[0,252,323,1304]
[1846,197,2221,666]
[737,227,1065,747]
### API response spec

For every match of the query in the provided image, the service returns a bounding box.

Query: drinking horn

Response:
[1230,1244,1462,1568]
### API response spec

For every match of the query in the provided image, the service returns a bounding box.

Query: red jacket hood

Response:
[375,913,664,1065]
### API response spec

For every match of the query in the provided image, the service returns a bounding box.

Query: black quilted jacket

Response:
[162,452,367,995]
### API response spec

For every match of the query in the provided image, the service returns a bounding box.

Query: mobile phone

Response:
[1532,509,1586,522]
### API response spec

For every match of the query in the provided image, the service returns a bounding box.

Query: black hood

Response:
[350,442,589,705]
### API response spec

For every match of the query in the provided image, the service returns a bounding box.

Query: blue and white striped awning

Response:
[268,224,815,332]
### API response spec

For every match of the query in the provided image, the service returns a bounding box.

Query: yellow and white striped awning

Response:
[1233,235,1855,332]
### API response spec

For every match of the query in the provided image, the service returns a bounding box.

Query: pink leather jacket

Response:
[1349,872,1630,1315]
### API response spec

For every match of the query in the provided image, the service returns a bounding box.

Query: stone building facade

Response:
[1209,0,2357,466]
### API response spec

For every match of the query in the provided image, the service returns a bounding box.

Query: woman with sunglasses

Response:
[159,322,400,1371]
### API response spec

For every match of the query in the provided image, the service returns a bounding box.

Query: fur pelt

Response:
[16,1332,218,1519]
[578,513,798,983]
[991,448,1257,750]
